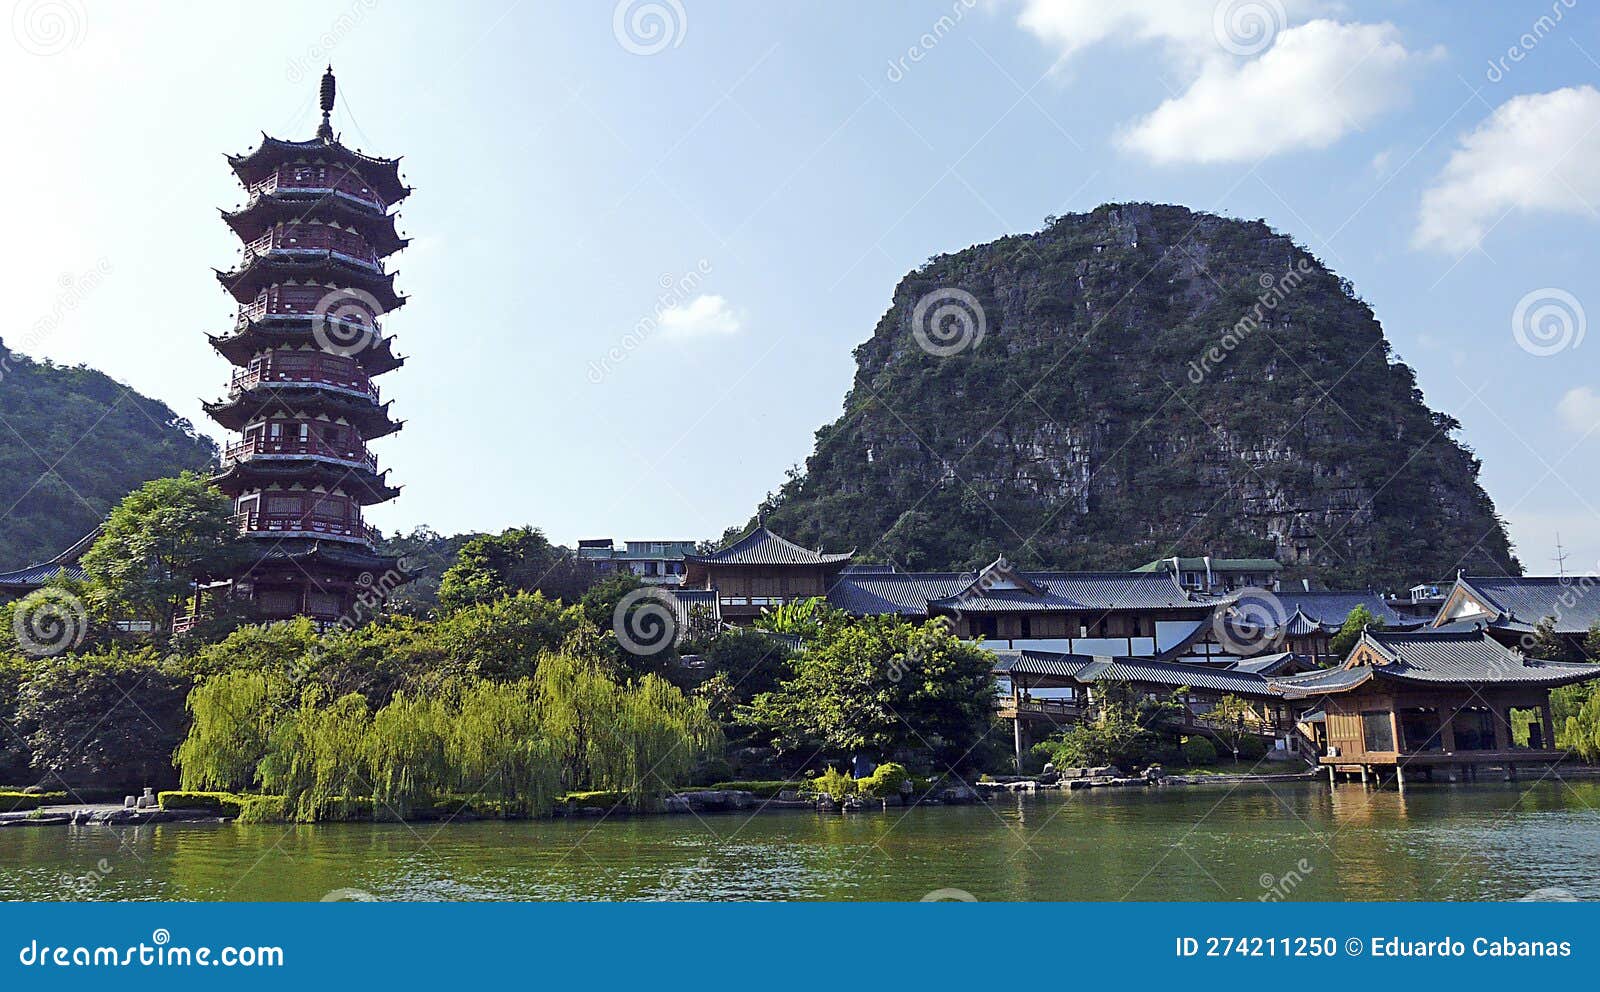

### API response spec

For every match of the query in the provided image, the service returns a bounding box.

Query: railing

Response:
[998,698,1084,721]
[230,357,379,400]
[234,291,383,331]
[232,511,379,543]
[247,168,386,210]
[224,436,378,472]
[718,595,808,608]
[244,228,380,268]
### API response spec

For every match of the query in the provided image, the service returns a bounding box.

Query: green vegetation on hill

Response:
[749,203,1519,589]
[0,345,216,568]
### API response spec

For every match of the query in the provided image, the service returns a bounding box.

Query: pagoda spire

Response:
[317,65,336,140]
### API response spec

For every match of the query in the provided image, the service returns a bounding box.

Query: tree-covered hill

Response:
[751,203,1519,590]
[0,343,217,568]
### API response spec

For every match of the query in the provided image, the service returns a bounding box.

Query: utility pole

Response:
[1553,533,1570,579]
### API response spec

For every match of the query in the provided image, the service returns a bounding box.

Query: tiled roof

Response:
[1274,590,1404,627]
[0,527,99,588]
[1273,628,1600,696]
[684,526,853,567]
[1227,652,1301,676]
[1456,575,1600,634]
[832,570,1200,616]
[993,649,1280,697]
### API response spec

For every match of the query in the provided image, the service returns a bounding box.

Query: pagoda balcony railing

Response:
[224,436,379,473]
[230,357,379,400]
[235,297,382,334]
[248,169,386,210]
[244,230,381,269]
[232,511,379,544]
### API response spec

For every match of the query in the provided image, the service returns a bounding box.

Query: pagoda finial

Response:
[317,65,336,140]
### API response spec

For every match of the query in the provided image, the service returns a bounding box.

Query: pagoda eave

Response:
[221,195,407,256]
[204,392,401,438]
[213,460,401,506]
[209,324,404,375]
[227,134,409,205]
[215,256,403,308]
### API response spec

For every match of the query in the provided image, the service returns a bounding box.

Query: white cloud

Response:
[658,294,743,338]
[1013,2,1430,165]
[1118,21,1428,165]
[1557,386,1600,435]
[1414,86,1600,253]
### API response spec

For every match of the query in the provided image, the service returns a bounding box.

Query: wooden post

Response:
[1359,765,1368,785]
[1540,700,1556,753]
[1396,763,1406,791]
[1327,764,1336,787]
[1013,717,1026,772]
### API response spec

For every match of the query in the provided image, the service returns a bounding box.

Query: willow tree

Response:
[257,691,372,822]
[446,680,561,816]
[176,670,283,792]
[365,690,452,818]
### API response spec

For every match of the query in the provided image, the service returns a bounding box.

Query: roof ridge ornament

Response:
[318,66,336,141]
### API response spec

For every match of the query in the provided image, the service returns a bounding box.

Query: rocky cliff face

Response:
[756,204,1518,589]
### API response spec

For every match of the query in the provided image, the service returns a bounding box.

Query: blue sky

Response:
[4,0,1598,574]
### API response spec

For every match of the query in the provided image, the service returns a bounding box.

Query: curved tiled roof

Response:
[832,570,1201,616]
[993,649,1280,697]
[684,526,853,567]
[1454,575,1600,634]
[1274,590,1404,627]
[228,135,410,205]
[0,527,99,588]
[1272,628,1600,697]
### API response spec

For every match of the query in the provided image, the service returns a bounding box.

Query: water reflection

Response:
[2,781,1598,902]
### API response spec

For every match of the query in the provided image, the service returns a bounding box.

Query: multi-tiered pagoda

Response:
[196,68,411,626]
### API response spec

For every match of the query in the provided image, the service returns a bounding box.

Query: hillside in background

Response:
[752,204,1519,590]
[0,343,217,568]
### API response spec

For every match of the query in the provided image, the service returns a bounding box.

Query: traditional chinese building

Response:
[1274,626,1600,784]
[1431,574,1600,656]
[189,68,412,627]
[680,523,853,623]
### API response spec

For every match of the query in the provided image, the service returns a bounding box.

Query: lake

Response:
[3,781,1598,901]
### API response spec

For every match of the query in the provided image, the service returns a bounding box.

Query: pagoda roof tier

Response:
[213,459,400,506]
[222,193,408,256]
[203,389,401,439]
[228,135,409,206]
[229,539,411,584]
[210,320,404,375]
[216,254,404,310]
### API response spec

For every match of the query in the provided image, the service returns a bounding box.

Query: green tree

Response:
[1201,694,1257,760]
[432,591,592,682]
[80,473,243,641]
[743,615,993,770]
[436,527,594,611]
[19,647,190,790]
[1329,604,1382,659]
[1585,622,1600,660]
[1528,616,1577,662]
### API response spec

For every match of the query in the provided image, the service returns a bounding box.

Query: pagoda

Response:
[193,67,412,627]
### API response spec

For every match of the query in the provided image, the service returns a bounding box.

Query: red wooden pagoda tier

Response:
[192,67,414,629]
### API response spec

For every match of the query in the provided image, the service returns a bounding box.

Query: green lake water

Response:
[3,781,1599,901]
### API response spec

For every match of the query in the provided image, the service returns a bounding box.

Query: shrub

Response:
[563,790,628,809]
[157,791,244,817]
[1181,737,1218,766]
[799,766,855,798]
[1,791,44,812]
[1235,736,1268,761]
[235,795,289,824]
[858,762,911,798]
